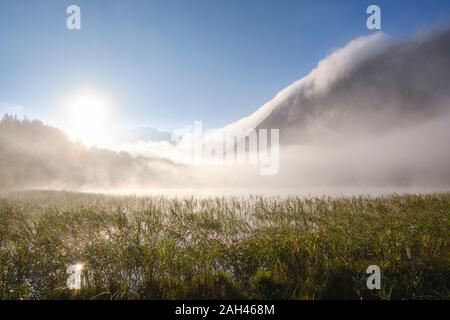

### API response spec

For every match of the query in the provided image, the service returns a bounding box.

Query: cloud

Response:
[2,29,450,194]
[115,29,450,192]
[205,32,393,139]
[257,28,450,143]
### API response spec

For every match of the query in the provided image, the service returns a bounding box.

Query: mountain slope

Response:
[0,115,177,190]
[216,30,450,145]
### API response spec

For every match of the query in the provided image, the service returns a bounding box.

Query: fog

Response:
[0,115,189,190]
[1,29,450,195]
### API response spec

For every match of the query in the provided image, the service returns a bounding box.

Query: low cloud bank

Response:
[111,29,450,193]
[1,29,450,194]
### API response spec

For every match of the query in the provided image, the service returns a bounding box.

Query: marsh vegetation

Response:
[0,191,448,299]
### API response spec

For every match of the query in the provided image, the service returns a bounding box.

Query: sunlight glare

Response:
[64,90,112,146]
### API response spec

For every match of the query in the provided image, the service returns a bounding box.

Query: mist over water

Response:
[1,29,450,195]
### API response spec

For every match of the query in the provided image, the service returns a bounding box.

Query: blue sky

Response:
[0,0,449,131]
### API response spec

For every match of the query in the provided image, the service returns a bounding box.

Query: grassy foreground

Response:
[0,191,448,300]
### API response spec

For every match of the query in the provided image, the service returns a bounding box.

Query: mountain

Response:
[116,127,172,144]
[219,29,450,145]
[0,115,177,190]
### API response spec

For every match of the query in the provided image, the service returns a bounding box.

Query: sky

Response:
[0,0,449,132]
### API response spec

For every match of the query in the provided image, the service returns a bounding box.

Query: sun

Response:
[64,90,112,146]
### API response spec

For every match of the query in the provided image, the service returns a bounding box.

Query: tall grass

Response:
[0,191,448,299]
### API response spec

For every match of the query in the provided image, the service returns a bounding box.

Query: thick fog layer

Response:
[0,116,185,190]
[256,29,450,144]
[1,29,449,193]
